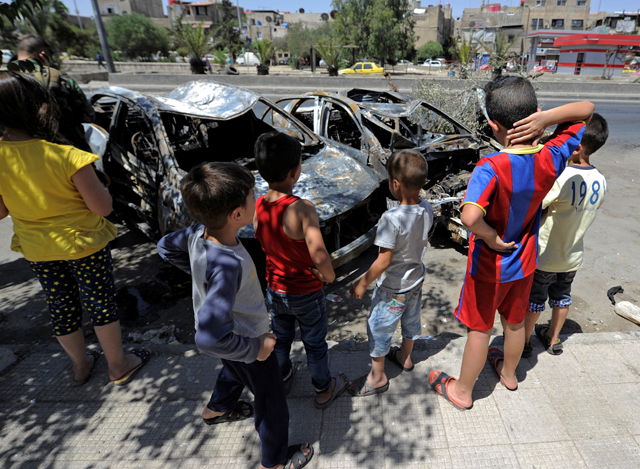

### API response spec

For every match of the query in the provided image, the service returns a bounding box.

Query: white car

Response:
[421,60,443,68]
[2,49,13,65]
[236,52,260,65]
[396,60,412,66]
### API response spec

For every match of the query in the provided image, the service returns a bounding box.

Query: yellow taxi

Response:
[338,62,384,75]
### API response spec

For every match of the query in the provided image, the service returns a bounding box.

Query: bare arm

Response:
[350,248,394,299]
[0,194,8,220]
[299,200,336,283]
[71,164,113,217]
[460,204,515,253]
[507,101,595,144]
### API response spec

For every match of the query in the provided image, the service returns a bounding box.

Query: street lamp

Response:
[522,4,542,61]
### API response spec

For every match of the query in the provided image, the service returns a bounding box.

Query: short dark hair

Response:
[180,162,255,230]
[581,113,608,156]
[484,76,538,130]
[254,131,302,183]
[18,35,52,58]
[386,149,428,191]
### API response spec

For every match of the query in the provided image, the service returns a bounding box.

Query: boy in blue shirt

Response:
[157,162,313,469]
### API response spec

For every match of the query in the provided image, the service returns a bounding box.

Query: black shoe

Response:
[521,341,533,359]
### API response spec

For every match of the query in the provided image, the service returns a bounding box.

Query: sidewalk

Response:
[1,331,640,468]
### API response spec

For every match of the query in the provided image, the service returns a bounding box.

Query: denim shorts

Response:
[367,282,423,358]
[529,269,577,313]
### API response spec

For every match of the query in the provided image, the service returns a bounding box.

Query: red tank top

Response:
[255,194,324,295]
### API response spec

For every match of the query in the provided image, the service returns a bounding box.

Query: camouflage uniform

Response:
[7,59,95,151]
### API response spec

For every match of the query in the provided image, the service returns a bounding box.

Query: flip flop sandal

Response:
[347,374,389,397]
[284,364,297,396]
[488,348,518,391]
[203,400,254,425]
[429,370,472,411]
[70,350,101,387]
[521,341,533,359]
[314,373,348,410]
[285,443,315,469]
[535,324,563,355]
[112,348,151,386]
[386,346,414,372]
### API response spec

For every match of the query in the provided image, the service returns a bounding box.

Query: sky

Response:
[61,0,638,23]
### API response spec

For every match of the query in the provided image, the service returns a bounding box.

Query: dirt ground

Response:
[1,101,639,348]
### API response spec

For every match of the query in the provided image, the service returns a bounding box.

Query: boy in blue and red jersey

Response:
[429,76,594,410]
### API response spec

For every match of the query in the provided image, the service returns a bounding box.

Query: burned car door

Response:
[106,99,159,238]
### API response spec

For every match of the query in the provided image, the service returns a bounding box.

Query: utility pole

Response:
[72,0,83,29]
[90,0,115,73]
[236,0,249,72]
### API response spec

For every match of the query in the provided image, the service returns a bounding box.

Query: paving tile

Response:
[546,385,626,439]
[513,441,586,468]
[613,341,640,375]
[600,383,640,435]
[569,344,640,385]
[449,445,520,468]
[475,358,543,392]
[528,348,594,388]
[492,388,569,444]
[0,352,73,402]
[574,436,640,469]
[440,393,511,447]
[314,452,384,469]
[319,394,383,454]
[384,449,453,468]
[381,393,448,451]
[287,397,322,444]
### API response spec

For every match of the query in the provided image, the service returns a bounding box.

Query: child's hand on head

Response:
[256,333,277,361]
[507,108,546,145]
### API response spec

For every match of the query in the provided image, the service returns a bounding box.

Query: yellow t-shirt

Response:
[0,139,117,262]
[538,165,606,273]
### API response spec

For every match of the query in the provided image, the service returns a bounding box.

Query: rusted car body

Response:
[88,81,387,267]
[276,89,500,245]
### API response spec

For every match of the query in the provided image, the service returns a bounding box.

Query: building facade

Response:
[97,0,164,18]
[412,1,454,48]
[553,33,640,76]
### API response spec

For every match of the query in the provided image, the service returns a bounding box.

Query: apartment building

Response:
[97,0,164,18]
[412,2,454,48]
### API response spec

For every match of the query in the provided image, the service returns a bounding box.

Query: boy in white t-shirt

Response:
[523,113,609,356]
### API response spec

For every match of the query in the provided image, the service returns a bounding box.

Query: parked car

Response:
[338,62,384,75]
[236,52,260,65]
[396,60,412,66]
[276,88,500,246]
[278,58,289,65]
[86,81,387,268]
[420,60,443,68]
[319,59,326,67]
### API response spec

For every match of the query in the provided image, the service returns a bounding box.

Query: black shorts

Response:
[529,269,577,313]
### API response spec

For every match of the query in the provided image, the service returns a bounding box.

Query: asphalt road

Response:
[0,99,638,348]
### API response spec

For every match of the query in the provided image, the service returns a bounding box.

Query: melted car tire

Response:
[226,66,239,75]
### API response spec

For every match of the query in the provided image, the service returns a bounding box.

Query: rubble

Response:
[614,301,640,326]
[128,325,176,344]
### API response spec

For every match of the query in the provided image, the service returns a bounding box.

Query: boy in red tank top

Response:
[254,132,348,409]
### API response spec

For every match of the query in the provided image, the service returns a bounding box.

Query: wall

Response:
[98,0,164,17]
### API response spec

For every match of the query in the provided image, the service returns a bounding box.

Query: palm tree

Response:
[250,39,275,75]
[173,21,215,74]
[314,37,342,76]
[477,31,522,79]
[449,34,477,79]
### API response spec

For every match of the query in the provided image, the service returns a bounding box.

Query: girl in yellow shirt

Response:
[0,71,150,386]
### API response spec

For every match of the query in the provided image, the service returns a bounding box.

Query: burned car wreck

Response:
[88,81,498,268]
[276,88,500,245]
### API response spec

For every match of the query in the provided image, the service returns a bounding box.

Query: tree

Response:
[314,37,342,76]
[332,0,415,64]
[449,34,477,79]
[417,41,444,61]
[213,0,245,59]
[476,31,521,79]
[107,13,169,60]
[251,39,274,74]
[0,0,47,29]
[285,22,333,59]
[173,20,215,73]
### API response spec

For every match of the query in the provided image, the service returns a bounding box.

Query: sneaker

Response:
[534,324,563,355]
[521,341,533,359]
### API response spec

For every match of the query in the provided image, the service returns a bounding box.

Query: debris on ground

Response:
[607,285,624,305]
[128,325,176,344]
[614,301,640,326]
[326,294,343,303]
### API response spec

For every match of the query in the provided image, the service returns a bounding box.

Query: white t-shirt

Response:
[538,165,606,273]
[374,201,434,293]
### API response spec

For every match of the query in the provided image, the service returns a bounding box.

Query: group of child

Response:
[0,69,607,468]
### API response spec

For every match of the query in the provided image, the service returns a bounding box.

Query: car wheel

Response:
[226,66,239,75]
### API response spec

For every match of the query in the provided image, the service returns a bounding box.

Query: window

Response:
[556,0,566,5]
[256,32,263,40]
[353,64,362,70]
[535,0,546,5]
[363,64,372,70]
[195,6,207,15]
[508,34,515,41]
[531,18,543,29]
[551,19,564,28]
[576,0,586,5]
[572,19,584,29]
[106,7,114,14]
[184,7,190,14]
